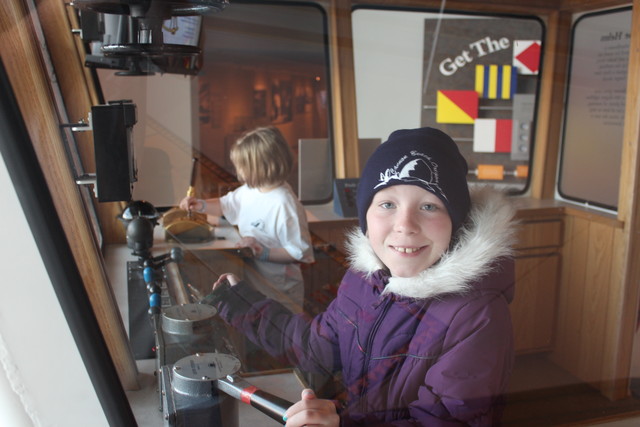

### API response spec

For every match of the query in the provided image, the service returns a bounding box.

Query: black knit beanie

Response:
[356,127,471,234]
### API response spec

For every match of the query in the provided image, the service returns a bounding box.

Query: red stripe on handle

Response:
[240,385,259,404]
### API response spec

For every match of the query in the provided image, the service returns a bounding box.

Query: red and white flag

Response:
[473,119,512,153]
[513,40,541,75]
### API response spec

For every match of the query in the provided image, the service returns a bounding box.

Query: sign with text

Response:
[421,16,542,189]
[558,7,631,210]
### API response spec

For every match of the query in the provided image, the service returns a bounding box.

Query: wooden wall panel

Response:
[512,254,560,352]
[553,215,589,369]
[578,221,614,384]
[529,11,569,199]
[0,0,138,390]
[601,226,629,398]
[552,211,631,399]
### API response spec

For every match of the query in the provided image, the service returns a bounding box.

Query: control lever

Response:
[217,374,293,424]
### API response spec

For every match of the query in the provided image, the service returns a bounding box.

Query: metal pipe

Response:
[165,262,190,305]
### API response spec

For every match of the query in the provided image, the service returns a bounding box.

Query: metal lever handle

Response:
[216,375,293,424]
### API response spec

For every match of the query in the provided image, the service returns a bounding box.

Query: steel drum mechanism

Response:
[161,352,294,426]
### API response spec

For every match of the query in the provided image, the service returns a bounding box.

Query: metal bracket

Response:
[60,112,93,132]
[75,173,98,198]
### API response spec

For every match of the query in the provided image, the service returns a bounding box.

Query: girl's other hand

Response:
[283,389,339,427]
[236,236,264,258]
[213,273,240,291]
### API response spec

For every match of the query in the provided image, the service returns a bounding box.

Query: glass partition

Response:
[86,1,338,422]
[9,0,640,425]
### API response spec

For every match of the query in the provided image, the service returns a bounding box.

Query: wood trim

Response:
[601,0,640,400]
[513,202,623,228]
[617,3,640,221]
[559,0,631,13]
[59,2,127,245]
[65,8,101,107]
[530,10,572,199]
[35,0,127,246]
[0,0,138,390]
[528,10,554,198]
[351,0,557,15]
[350,0,631,15]
[329,0,360,178]
[563,206,623,228]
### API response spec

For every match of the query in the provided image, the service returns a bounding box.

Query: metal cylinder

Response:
[162,353,240,427]
[164,262,190,305]
[171,353,240,396]
[161,303,217,335]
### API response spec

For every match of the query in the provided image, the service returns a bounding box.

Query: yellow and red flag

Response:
[436,90,478,124]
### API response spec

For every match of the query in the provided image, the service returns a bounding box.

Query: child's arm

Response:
[208,272,343,374]
[179,196,223,217]
[237,236,297,263]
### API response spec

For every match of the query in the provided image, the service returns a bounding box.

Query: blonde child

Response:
[207,127,517,425]
[180,126,314,313]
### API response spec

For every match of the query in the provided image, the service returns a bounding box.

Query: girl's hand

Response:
[236,236,265,258]
[283,389,339,427]
[179,196,201,212]
[213,273,240,291]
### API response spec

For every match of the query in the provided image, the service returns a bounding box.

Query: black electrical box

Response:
[91,100,137,202]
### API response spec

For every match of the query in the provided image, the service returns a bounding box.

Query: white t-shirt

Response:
[220,183,314,312]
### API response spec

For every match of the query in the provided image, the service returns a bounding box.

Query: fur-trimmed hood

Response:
[345,186,517,300]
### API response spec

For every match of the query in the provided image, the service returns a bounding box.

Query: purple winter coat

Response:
[215,187,518,426]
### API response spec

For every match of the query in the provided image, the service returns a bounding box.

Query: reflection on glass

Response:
[97,2,331,207]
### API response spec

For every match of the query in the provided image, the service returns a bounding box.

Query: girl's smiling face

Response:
[366,185,453,277]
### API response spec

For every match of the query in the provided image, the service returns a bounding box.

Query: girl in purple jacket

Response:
[209,127,518,426]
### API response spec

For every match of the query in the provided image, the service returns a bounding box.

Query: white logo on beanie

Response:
[374,150,448,202]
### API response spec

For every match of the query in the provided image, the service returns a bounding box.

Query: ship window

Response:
[352,6,544,194]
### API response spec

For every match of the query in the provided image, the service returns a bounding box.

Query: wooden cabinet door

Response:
[512,254,560,353]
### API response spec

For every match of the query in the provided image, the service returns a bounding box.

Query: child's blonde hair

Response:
[230,126,293,188]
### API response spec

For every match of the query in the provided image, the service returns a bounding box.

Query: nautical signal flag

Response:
[436,90,478,124]
[473,118,513,153]
[475,65,517,100]
[513,40,541,75]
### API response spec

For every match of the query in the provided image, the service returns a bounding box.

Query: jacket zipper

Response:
[359,295,393,410]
